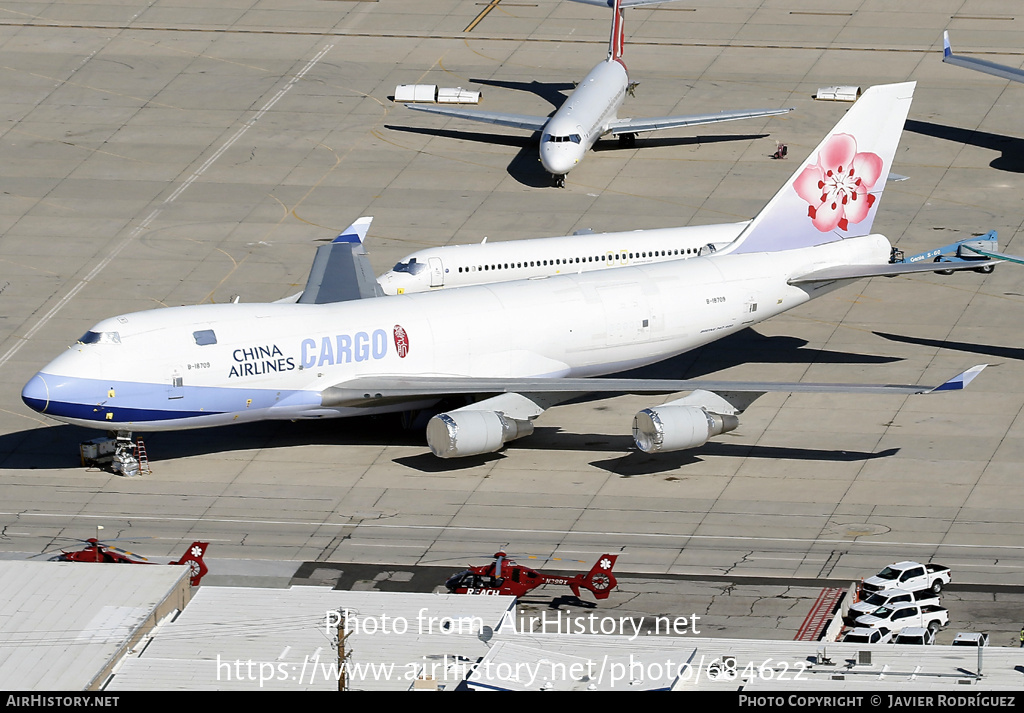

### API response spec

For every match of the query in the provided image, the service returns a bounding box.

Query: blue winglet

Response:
[943,31,952,58]
[333,216,373,244]
[929,364,987,392]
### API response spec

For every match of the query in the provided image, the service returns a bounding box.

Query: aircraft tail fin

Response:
[573,554,618,600]
[610,0,625,60]
[726,82,915,255]
[171,541,209,586]
[568,0,672,61]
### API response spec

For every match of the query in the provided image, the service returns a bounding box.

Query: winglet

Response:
[333,216,373,244]
[927,364,987,392]
[943,30,952,58]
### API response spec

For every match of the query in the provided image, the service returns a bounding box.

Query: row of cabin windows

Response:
[455,247,699,274]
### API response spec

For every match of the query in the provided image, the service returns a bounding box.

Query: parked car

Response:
[854,602,949,633]
[861,561,951,596]
[842,627,892,644]
[952,632,989,646]
[893,627,935,645]
[847,588,940,622]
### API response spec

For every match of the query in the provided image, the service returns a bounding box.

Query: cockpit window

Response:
[193,329,217,346]
[78,331,121,345]
[392,258,427,276]
[544,134,581,144]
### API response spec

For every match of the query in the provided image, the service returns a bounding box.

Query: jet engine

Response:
[632,405,739,453]
[426,410,534,458]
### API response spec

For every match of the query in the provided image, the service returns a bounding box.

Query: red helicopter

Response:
[445,551,618,600]
[48,539,210,586]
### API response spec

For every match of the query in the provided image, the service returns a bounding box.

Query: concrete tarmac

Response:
[2,0,1024,628]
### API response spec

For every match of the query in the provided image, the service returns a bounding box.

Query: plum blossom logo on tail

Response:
[793,133,883,232]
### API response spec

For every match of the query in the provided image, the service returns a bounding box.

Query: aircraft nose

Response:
[22,373,50,414]
[540,145,580,176]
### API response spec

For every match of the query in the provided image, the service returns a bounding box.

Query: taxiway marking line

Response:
[6,511,1024,552]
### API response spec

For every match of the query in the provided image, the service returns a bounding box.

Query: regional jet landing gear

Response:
[80,431,150,477]
[552,174,566,188]
[618,132,636,148]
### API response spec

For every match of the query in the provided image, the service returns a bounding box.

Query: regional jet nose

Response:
[22,373,50,414]
[540,145,581,177]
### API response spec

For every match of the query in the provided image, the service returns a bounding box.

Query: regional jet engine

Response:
[426,410,534,458]
[632,405,739,453]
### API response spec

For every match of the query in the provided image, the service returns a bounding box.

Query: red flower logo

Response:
[793,133,883,233]
[393,325,409,358]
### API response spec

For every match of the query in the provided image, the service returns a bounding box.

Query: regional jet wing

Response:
[320,366,985,408]
[789,258,998,285]
[297,217,384,304]
[606,107,793,136]
[405,104,549,132]
[943,31,1024,83]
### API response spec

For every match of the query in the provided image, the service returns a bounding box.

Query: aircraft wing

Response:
[943,31,1024,83]
[405,104,549,132]
[789,258,998,285]
[320,366,985,408]
[297,217,384,304]
[606,107,793,136]
[962,243,1024,265]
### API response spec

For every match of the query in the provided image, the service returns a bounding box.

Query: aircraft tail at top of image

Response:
[22,82,993,462]
[402,0,793,187]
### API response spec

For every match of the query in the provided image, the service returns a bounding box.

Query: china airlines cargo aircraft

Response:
[23,82,989,461]
[405,0,793,187]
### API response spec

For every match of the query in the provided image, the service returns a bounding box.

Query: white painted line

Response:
[7,511,1024,553]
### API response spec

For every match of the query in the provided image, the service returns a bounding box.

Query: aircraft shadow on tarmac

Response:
[1,329,902,471]
[385,124,551,187]
[874,330,1024,361]
[469,78,576,110]
[904,119,1024,173]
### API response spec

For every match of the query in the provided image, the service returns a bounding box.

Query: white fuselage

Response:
[540,59,628,176]
[23,235,891,432]
[379,221,749,295]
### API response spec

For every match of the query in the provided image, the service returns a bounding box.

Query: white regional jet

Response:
[378,221,749,295]
[22,83,991,461]
[404,0,793,187]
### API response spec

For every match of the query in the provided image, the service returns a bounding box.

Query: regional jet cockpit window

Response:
[392,258,427,275]
[193,329,217,346]
[544,134,581,144]
[78,331,121,345]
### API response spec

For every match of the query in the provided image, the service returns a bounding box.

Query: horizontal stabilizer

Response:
[320,367,985,408]
[405,104,548,132]
[943,31,1024,84]
[789,257,998,284]
[608,107,793,135]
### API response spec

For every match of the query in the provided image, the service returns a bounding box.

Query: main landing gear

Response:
[618,132,637,148]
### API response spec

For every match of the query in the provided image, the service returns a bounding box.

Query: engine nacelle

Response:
[632,405,739,453]
[426,410,534,458]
